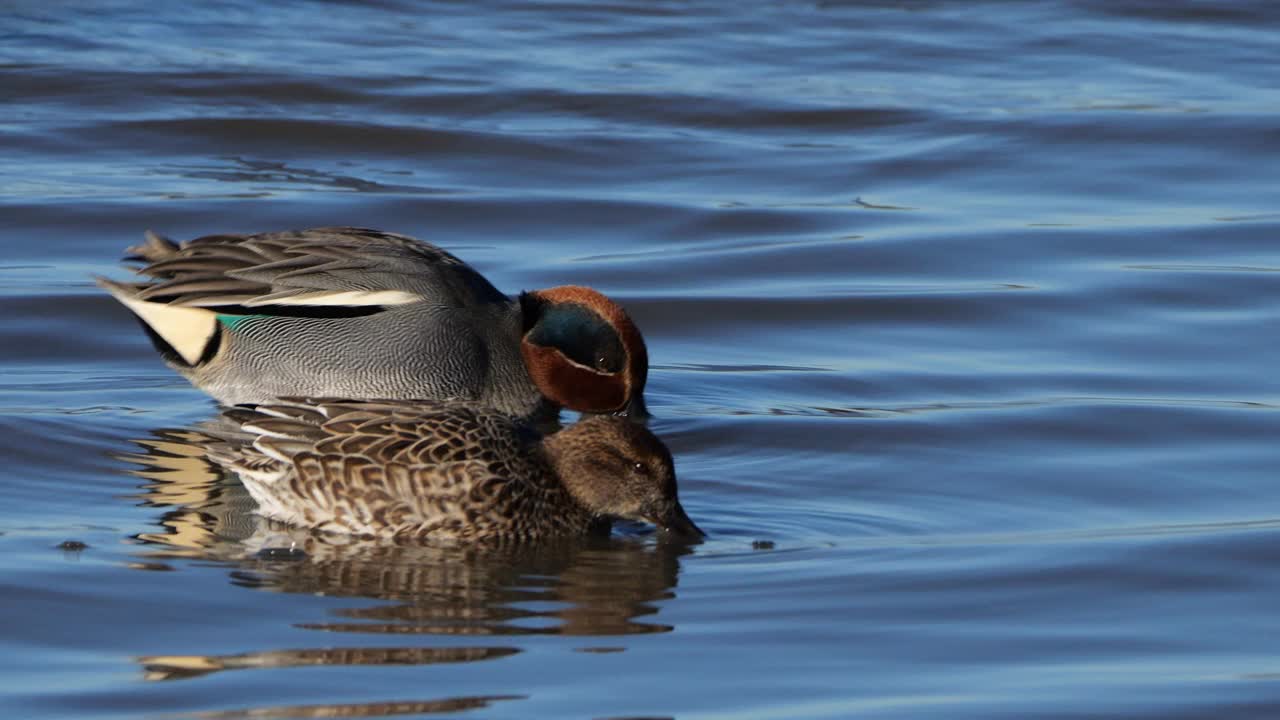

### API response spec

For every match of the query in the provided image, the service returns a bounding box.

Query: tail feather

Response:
[123,230,181,264]
[95,275,219,366]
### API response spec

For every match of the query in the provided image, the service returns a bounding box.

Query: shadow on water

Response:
[114,416,691,717]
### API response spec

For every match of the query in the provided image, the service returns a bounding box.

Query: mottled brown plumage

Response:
[213,399,701,542]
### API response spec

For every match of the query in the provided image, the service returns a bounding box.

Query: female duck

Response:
[215,398,703,542]
[97,227,648,419]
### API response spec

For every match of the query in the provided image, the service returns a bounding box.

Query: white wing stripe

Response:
[244,290,422,307]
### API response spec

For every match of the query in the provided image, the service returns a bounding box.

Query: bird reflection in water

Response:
[118,416,694,701]
[182,695,527,719]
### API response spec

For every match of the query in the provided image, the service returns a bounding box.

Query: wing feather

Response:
[109,227,509,312]
[219,399,562,538]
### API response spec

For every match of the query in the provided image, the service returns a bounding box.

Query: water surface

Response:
[3,1,1280,718]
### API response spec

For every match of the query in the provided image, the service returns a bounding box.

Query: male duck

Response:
[97,227,648,419]
[214,398,703,542]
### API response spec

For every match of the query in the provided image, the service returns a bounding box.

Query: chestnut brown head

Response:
[518,286,649,416]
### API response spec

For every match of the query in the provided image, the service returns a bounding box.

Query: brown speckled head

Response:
[542,415,703,538]
[519,286,649,415]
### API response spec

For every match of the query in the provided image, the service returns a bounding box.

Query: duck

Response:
[211,398,703,542]
[96,227,648,419]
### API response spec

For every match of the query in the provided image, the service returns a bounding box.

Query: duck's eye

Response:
[596,356,610,371]
[632,461,646,474]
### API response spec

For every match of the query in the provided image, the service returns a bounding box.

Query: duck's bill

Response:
[653,501,705,540]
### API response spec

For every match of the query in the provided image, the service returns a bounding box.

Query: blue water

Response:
[3,1,1280,718]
